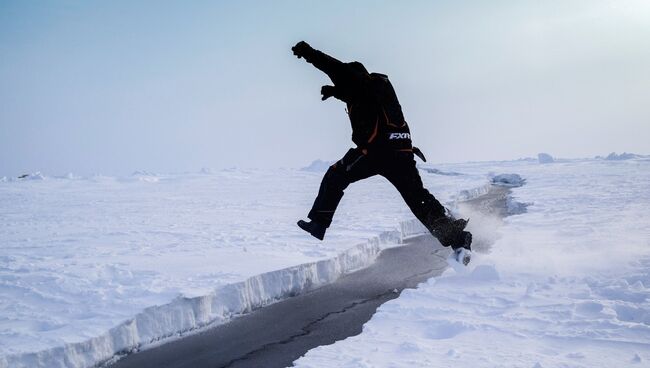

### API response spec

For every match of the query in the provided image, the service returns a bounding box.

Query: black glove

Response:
[321,85,336,101]
[292,41,312,59]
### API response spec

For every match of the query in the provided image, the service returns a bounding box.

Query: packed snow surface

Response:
[1,164,490,367]
[294,158,650,368]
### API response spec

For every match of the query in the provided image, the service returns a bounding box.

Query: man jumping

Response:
[292,41,472,265]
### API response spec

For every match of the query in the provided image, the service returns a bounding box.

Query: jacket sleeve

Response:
[303,48,351,86]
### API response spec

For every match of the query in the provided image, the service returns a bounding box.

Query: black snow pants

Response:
[308,148,447,232]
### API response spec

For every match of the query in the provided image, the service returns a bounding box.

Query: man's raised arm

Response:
[291,41,346,85]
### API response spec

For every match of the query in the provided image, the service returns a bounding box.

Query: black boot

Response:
[297,220,327,240]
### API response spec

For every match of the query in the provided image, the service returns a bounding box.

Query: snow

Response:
[4,158,648,368]
[294,158,650,368]
[300,159,334,172]
[4,241,386,368]
[537,153,554,164]
[505,195,529,215]
[491,173,526,187]
[0,166,488,367]
[605,152,643,160]
[418,167,464,176]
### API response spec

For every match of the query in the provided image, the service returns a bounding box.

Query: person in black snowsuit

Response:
[292,41,472,262]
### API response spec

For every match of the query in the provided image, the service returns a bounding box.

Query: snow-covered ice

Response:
[605,152,644,161]
[3,158,649,368]
[491,173,526,187]
[0,165,489,367]
[537,153,554,164]
[300,159,334,172]
[295,158,650,368]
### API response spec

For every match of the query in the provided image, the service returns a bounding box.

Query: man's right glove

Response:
[291,41,313,59]
[321,85,336,101]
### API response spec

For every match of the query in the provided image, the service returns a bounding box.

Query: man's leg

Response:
[380,152,471,250]
[301,148,376,239]
[379,152,445,226]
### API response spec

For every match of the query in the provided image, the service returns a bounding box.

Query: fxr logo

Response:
[389,132,411,140]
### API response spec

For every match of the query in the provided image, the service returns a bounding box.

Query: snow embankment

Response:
[0,215,434,368]
[2,237,386,368]
[1,166,491,368]
[294,159,650,368]
[453,173,525,206]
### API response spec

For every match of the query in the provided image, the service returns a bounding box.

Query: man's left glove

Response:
[292,41,313,59]
[321,85,336,101]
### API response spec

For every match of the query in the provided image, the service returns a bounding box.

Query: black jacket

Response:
[301,47,413,151]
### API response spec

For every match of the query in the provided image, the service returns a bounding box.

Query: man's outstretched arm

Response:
[292,41,346,85]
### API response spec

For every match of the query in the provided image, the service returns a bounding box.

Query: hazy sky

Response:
[1,0,649,176]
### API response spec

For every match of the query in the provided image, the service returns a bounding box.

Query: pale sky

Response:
[1,0,649,176]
